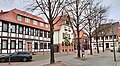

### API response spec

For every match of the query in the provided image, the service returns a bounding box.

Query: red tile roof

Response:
[0,8,49,31]
[54,15,68,31]
[75,30,88,38]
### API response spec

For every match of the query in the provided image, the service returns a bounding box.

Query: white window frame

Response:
[17,15,22,21]
[46,24,48,28]
[40,22,44,27]
[25,18,30,23]
[33,20,37,25]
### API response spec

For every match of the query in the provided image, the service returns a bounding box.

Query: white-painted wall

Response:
[54,25,74,45]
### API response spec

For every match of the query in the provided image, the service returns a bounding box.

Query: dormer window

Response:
[17,15,22,21]
[40,22,44,27]
[46,24,48,28]
[33,20,37,25]
[25,17,30,23]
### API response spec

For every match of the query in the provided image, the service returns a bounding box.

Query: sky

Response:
[0,0,120,21]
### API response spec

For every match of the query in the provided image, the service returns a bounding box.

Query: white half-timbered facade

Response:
[0,9,50,54]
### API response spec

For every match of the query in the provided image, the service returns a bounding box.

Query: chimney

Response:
[1,10,3,13]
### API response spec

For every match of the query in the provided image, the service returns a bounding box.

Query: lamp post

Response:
[9,26,12,64]
[112,23,116,61]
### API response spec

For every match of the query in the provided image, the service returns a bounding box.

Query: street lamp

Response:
[9,25,12,64]
[112,23,116,61]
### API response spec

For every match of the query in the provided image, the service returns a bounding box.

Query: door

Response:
[26,42,32,52]
[106,43,109,48]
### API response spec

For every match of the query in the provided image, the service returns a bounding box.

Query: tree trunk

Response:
[95,24,99,53]
[102,36,104,52]
[88,19,93,55]
[48,0,55,64]
[77,26,81,58]
[96,36,99,53]
[50,25,55,64]
[76,0,81,58]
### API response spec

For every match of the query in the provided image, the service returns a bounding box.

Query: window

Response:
[34,42,38,49]
[99,44,102,47]
[40,30,43,37]
[40,43,43,49]
[44,43,47,49]
[35,29,38,36]
[105,36,108,40]
[25,27,29,35]
[69,34,71,39]
[63,33,68,39]
[44,31,47,37]
[25,18,30,23]
[64,29,67,31]
[17,15,22,21]
[62,42,64,46]
[19,25,23,34]
[48,43,50,49]
[40,22,44,27]
[83,34,87,36]
[33,20,37,25]
[114,35,116,39]
[2,22,8,32]
[11,40,16,49]
[18,41,23,49]
[30,28,34,36]
[48,32,50,38]
[46,24,48,28]
[69,29,71,32]
[11,24,16,33]
[2,40,8,49]
[110,36,112,39]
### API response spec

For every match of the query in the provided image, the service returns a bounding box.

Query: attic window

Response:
[46,24,48,28]
[17,15,22,21]
[40,22,44,27]
[33,20,37,25]
[25,17,30,23]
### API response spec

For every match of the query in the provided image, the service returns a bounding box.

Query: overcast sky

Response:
[0,0,120,21]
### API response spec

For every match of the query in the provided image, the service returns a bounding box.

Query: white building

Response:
[53,15,74,52]
[92,22,120,51]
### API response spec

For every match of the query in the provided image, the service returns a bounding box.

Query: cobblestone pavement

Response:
[1,51,120,66]
[63,51,120,66]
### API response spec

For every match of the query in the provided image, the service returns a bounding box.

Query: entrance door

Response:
[26,42,32,52]
[106,43,109,48]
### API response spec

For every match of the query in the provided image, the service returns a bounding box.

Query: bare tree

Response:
[27,0,70,64]
[96,21,112,52]
[65,0,93,58]
[91,5,109,53]
[84,1,109,54]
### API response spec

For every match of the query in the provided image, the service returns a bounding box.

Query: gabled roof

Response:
[92,22,120,36]
[75,30,88,38]
[11,9,47,23]
[54,15,68,31]
[0,8,49,31]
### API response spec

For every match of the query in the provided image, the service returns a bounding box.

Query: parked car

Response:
[0,51,32,62]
